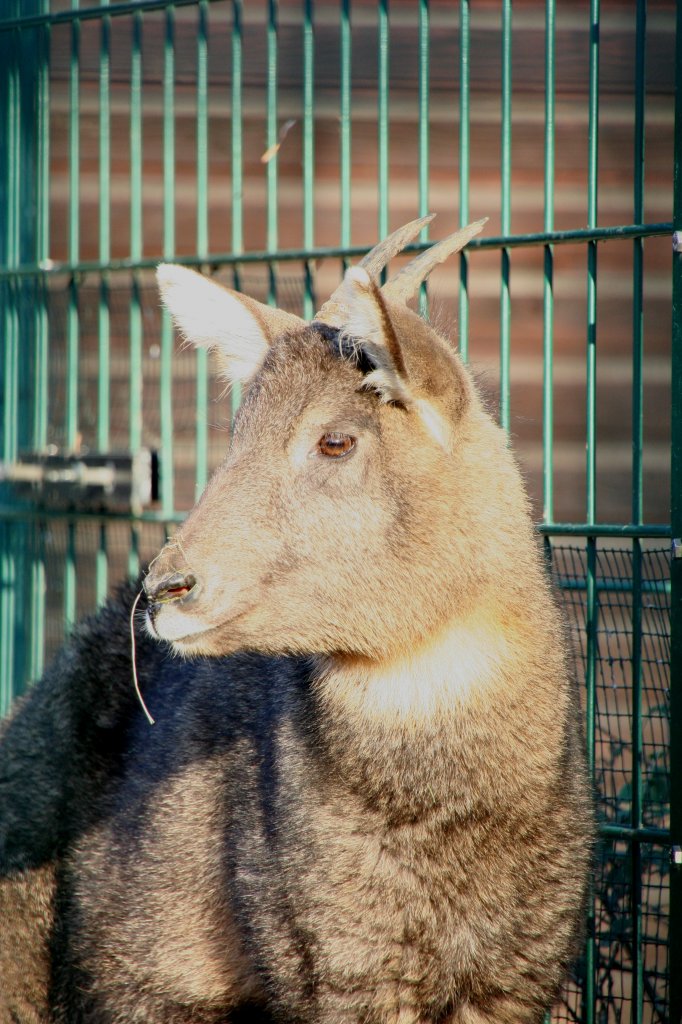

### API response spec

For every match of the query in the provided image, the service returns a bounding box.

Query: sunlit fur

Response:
[0,226,593,1024]
[338,268,452,448]
[156,263,305,384]
[315,608,515,725]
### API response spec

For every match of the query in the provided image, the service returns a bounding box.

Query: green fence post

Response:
[499,0,512,433]
[542,0,555,527]
[28,0,50,684]
[266,0,279,306]
[64,0,81,632]
[231,0,243,272]
[417,0,429,318]
[128,6,143,577]
[458,0,470,363]
[377,0,389,245]
[630,3,647,1021]
[160,2,175,519]
[539,2,553,641]
[0,0,47,705]
[195,0,209,498]
[584,2,600,1021]
[230,0,243,417]
[669,2,682,1018]
[0,0,20,715]
[97,0,111,604]
[339,0,351,263]
[302,0,314,319]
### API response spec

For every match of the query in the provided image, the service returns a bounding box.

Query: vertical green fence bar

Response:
[97,0,111,604]
[0,2,20,716]
[66,5,80,454]
[632,3,646,527]
[128,7,143,577]
[231,0,243,271]
[585,0,599,531]
[417,0,429,226]
[458,0,470,363]
[584,3,600,1022]
[266,0,278,306]
[630,2,647,1020]
[302,0,314,319]
[33,4,49,458]
[230,0,243,416]
[499,0,511,433]
[129,7,143,444]
[417,0,429,318]
[160,2,175,518]
[29,0,50,682]
[669,0,682,1016]
[196,0,209,265]
[339,0,351,263]
[542,0,555,526]
[65,0,81,630]
[377,0,389,245]
[3,6,20,457]
[98,0,111,455]
[195,0,209,499]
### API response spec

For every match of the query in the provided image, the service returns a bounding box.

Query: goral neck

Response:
[307,611,554,823]
[315,610,516,727]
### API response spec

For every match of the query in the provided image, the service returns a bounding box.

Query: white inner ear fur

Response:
[157,263,270,384]
[337,266,451,451]
[412,397,452,451]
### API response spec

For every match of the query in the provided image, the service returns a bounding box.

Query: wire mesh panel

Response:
[0,1,678,1021]
[552,544,671,1024]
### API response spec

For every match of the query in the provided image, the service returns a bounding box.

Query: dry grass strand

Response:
[130,589,155,726]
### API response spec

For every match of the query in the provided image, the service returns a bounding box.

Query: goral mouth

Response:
[146,605,252,652]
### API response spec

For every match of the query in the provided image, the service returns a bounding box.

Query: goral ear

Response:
[157,264,305,385]
[335,267,451,450]
[336,267,412,407]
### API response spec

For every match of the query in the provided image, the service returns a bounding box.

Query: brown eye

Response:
[317,433,355,458]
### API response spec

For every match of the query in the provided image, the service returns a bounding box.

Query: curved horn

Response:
[357,213,435,279]
[315,214,435,326]
[381,218,488,304]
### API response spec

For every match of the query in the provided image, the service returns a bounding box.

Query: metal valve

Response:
[0,449,157,514]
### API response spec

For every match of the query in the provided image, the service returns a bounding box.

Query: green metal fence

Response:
[0,2,679,1022]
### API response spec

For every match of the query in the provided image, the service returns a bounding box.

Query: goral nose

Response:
[144,571,198,607]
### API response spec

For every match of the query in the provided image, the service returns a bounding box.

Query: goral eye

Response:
[317,433,356,458]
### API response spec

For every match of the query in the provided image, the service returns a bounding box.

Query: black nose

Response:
[144,571,197,606]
